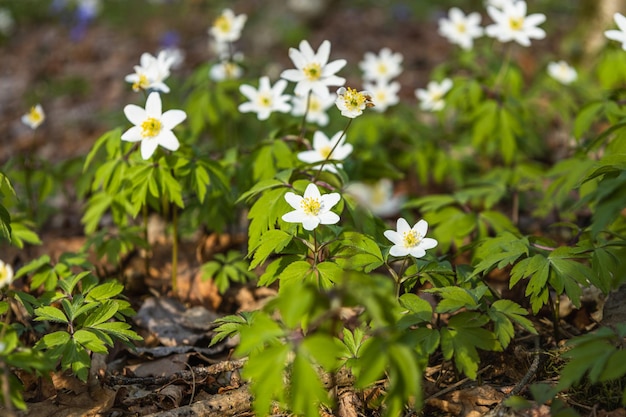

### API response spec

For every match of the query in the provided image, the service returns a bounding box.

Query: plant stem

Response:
[493,45,512,90]
[171,204,179,295]
[0,299,16,417]
[142,204,150,275]
[298,91,312,141]
[313,118,353,181]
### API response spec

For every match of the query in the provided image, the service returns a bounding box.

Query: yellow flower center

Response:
[456,22,467,33]
[29,107,43,123]
[371,185,386,206]
[377,62,388,75]
[508,17,524,31]
[301,197,321,216]
[214,15,231,33]
[0,265,9,282]
[319,145,333,159]
[403,230,422,248]
[303,62,322,81]
[224,62,238,78]
[309,98,321,112]
[258,93,272,107]
[342,87,367,111]
[141,117,162,138]
[132,74,150,92]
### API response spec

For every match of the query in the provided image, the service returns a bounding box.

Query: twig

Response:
[105,358,247,387]
[483,336,543,417]
[425,365,492,402]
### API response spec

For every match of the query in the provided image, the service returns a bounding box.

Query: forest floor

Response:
[1,1,625,416]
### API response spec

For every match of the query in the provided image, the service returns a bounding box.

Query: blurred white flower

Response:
[485,0,518,9]
[291,92,336,126]
[210,60,243,81]
[485,0,546,47]
[238,76,292,120]
[0,8,15,36]
[415,78,453,112]
[362,80,400,112]
[280,40,346,98]
[282,183,341,231]
[159,47,184,70]
[605,13,626,50]
[384,218,438,258]
[21,104,45,129]
[547,61,577,85]
[121,92,186,160]
[298,131,352,173]
[125,51,174,93]
[209,8,247,43]
[346,179,404,217]
[0,259,13,290]
[335,87,374,118]
[359,48,403,83]
[438,8,484,50]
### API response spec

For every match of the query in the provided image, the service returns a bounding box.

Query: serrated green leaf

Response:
[243,343,290,416]
[86,281,124,301]
[34,306,68,324]
[74,329,109,353]
[36,331,71,349]
[291,349,330,417]
[249,229,293,269]
[83,301,118,327]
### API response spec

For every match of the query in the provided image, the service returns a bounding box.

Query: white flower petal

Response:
[157,130,180,151]
[121,126,143,142]
[140,138,160,160]
[284,192,303,209]
[124,104,147,126]
[145,92,162,117]
[161,109,187,130]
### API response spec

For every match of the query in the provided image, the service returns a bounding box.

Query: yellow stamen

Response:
[403,230,422,248]
[509,17,524,31]
[377,62,388,75]
[214,15,231,33]
[303,62,322,81]
[341,87,374,111]
[28,107,43,123]
[258,94,272,107]
[141,117,162,138]
[301,197,321,216]
[319,145,333,159]
[132,74,150,92]
[456,22,467,33]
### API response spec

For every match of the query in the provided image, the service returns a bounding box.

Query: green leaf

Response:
[440,312,500,379]
[316,261,343,289]
[237,178,285,203]
[333,231,383,273]
[73,329,109,353]
[86,281,124,301]
[249,229,293,269]
[210,312,256,347]
[278,260,315,288]
[574,101,604,140]
[83,301,119,327]
[90,321,142,342]
[429,286,485,313]
[472,232,529,277]
[397,293,432,327]
[242,343,290,415]
[34,306,68,324]
[489,299,536,348]
[35,331,71,349]
[291,349,331,416]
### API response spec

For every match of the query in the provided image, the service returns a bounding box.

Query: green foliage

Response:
[556,324,626,404]
[201,250,256,293]
[15,254,142,382]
